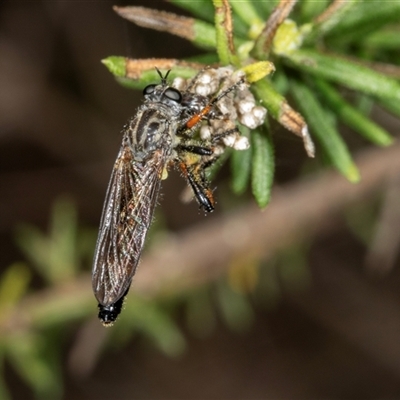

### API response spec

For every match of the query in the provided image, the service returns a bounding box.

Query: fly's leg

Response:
[176,124,244,212]
[176,144,213,156]
[211,127,240,145]
[177,76,246,135]
[184,76,246,130]
[179,160,215,212]
[176,74,247,211]
[177,141,226,212]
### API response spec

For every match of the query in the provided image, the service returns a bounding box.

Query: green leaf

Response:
[185,287,216,337]
[185,53,220,65]
[0,263,31,312]
[101,56,126,77]
[314,79,393,146]
[257,0,279,15]
[102,58,203,89]
[363,27,400,51]
[230,0,264,39]
[206,147,231,181]
[170,0,248,38]
[49,198,79,279]
[272,70,290,96]
[217,281,254,333]
[305,0,359,40]
[15,224,49,281]
[251,127,274,208]
[116,297,186,357]
[252,79,284,120]
[356,94,374,116]
[231,126,251,195]
[191,19,220,48]
[299,0,329,22]
[379,97,400,118]
[15,198,79,284]
[17,200,79,283]
[169,0,215,23]
[326,1,400,44]
[212,0,239,65]
[277,245,311,291]
[290,79,360,183]
[284,49,400,102]
[5,333,62,399]
[113,6,216,49]
[30,289,92,328]
[253,79,314,157]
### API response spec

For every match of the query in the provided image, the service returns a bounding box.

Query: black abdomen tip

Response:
[98,296,125,326]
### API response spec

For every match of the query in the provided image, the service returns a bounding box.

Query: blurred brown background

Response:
[2,1,400,399]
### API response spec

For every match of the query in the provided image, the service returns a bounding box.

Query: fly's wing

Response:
[92,143,166,306]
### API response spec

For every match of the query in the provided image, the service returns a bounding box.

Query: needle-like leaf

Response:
[290,79,360,182]
[251,126,274,208]
[284,49,400,102]
[315,79,393,146]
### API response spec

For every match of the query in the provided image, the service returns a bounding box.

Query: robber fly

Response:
[92,68,246,325]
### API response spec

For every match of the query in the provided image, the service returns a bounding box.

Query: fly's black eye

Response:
[143,84,156,96]
[164,88,182,103]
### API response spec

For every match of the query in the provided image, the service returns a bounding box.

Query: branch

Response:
[3,143,400,336]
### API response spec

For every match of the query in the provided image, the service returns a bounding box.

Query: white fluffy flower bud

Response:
[233,136,250,150]
[252,106,267,121]
[172,77,187,91]
[222,134,237,147]
[200,125,213,140]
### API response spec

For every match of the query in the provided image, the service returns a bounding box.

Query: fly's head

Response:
[142,69,183,115]
[129,69,184,157]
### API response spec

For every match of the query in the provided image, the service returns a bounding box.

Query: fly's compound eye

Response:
[164,87,182,103]
[143,84,156,96]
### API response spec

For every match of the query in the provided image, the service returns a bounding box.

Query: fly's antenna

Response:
[155,67,171,85]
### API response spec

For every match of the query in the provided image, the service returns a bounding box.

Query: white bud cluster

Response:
[199,125,212,141]
[171,76,187,91]
[234,87,267,129]
[192,69,219,96]
[234,136,250,150]
[190,67,266,130]
[221,133,250,151]
[209,119,250,151]
[173,67,264,152]
[222,133,250,151]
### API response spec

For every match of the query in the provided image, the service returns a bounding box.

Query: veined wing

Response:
[92,142,166,306]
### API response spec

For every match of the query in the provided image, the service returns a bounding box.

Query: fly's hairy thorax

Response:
[124,103,182,162]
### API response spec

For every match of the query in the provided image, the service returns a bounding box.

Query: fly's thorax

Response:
[124,105,181,160]
[181,92,208,114]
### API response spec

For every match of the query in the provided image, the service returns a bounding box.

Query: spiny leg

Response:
[185,76,246,130]
[176,74,246,211]
[211,127,240,144]
[179,160,215,213]
[178,75,246,135]
[176,144,213,156]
